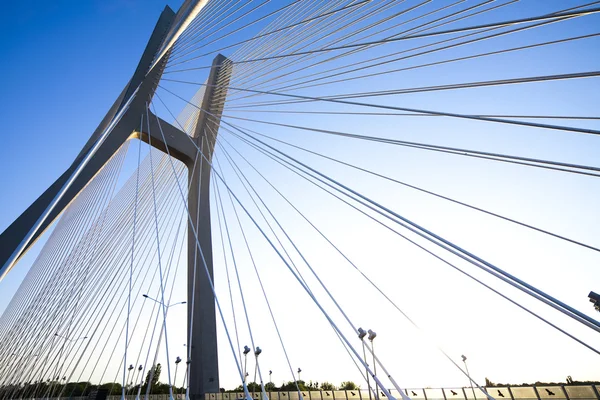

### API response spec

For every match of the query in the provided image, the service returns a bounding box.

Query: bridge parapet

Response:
[8,387,600,400]
[202,386,600,400]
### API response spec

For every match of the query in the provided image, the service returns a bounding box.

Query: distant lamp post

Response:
[357,328,373,400]
[461,355,476,400]
[141,295,185,400]
[368,330,379,400]
[173,356,182,396]
[253,347,262,394]
[136,364,143,384]
[243,346,251,383]
[126,364,134,389]
[54,333,88,342]
[297,368,302,382]
[269,370,272,384]
[142,294,186,309]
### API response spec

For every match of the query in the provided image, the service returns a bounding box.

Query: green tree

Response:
[340,382,358,390]
[320,382,336,391]
[232,382,262,392]
[145,364,162,387]
[247,382,262,392]
[99,382,122,394]
[280,380,309,391]
[265,382,276,392]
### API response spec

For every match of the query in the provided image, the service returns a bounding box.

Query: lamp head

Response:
[357,327,367,339]
[255,347,262,356]
[243,345,251,355]
[367,329,376,341]
[461,355,467,362]
[589,291,600,311]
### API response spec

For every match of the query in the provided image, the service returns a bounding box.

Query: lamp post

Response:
[129,365,143,396]
[269,371,272,385]
[141,294,186,400]
[358,328,373,400]
[297,368,302,382]
[461,355,476,400]
[126,364,134,391]
[173,356,182,398]
[253,347,262,397]
[243,346,251,384]
[142,295,186,310]
[52,332,87,397]
[368,330,379,400]
[54,333,88,342]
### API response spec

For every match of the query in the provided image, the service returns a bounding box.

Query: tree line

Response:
[229,380,359,393]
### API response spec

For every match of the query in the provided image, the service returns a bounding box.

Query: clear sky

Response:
[0,0,599,394]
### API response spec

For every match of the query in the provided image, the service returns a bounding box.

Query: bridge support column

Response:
[187,53,231,399]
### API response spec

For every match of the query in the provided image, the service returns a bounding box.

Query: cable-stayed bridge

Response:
[0,2,599,400]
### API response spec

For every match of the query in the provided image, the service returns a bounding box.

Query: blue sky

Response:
[1,0,599,392]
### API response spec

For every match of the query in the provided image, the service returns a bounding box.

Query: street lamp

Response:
[357,328,373,400]
[253,347,262,396]
[368,330,379,400]
[461,355,476,400]
[126,364,134,390]
[141,295,186,400]
[54,333,88,342]
[173,356,182,397]
[142,294,186,309]
[243,346,251,384]
[297,368,302,382]
[269,371,272,385]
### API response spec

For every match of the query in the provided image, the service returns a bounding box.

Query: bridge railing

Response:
[11,386,600,400]
[205,386,600,400]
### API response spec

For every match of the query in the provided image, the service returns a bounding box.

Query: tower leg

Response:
[187,54,231,399]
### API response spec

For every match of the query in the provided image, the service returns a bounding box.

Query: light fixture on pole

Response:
[253,347,262,396]
[461,355,477,400]
[141,294,186,400]
[54,333,88,342]
[126,365,134,390]
[134,364,145,400]
[297,368,302,382]
[142,294,186,309]
[269,370,272,385]
[173,356,182,397]
[129,365,142,396]
[358,328,373,400]
[243,346,251,384]
[367,330,379,400]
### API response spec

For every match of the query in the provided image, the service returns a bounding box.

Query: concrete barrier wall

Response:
[204,386,600,400]
[13,386,600,400]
